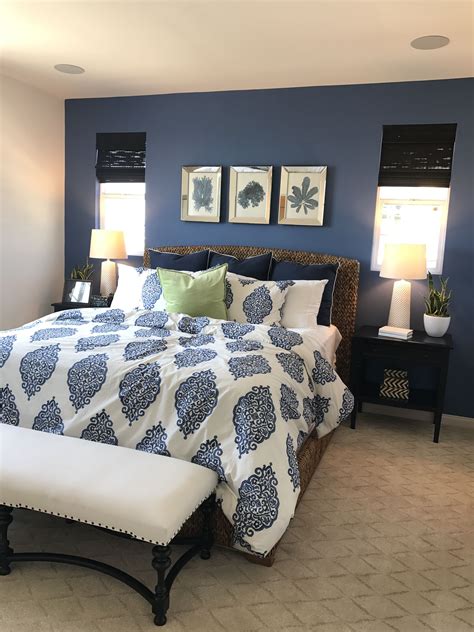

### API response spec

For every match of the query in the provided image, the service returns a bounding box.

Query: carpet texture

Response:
[2,413,473,632]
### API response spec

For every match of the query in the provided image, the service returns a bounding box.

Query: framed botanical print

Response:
[229,166,272,224]
[279,166,327,226]
[181,166,222,222]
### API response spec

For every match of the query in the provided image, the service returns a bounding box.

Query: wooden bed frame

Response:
[144,245,360,565]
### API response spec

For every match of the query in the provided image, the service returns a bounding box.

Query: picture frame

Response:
[278,166,327,226]
[62,280,92,304]
[229,166,272,224]
[181,166,222,222]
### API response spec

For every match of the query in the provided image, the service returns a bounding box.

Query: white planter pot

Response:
[424,314,451,337]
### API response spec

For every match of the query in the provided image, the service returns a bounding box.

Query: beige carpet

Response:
[2,413,473,632]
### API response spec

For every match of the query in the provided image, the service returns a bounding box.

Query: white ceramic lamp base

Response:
[100,259,117,296]
[387,279,411,329]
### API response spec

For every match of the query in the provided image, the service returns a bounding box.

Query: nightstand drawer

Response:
[361,341,446,365]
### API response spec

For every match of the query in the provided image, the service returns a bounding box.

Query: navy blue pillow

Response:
[208,251,273,280]
[148,249,209,272]
[270,259,339,326]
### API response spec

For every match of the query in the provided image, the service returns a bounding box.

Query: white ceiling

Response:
[1,0,472,100]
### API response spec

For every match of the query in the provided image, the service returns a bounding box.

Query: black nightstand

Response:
[350,326,453,443]
[51,302,90,313]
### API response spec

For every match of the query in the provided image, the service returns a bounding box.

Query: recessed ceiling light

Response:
[410,35,450,50]
[54,64,85,74]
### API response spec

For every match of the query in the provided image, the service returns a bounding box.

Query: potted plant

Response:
[70,261,94,281]
[424,272,452,337]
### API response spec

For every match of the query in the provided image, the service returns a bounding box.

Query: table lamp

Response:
[380,243,427,329]
[89,229,127,296]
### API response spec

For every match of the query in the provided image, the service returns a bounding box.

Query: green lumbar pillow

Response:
[157,264,228,320]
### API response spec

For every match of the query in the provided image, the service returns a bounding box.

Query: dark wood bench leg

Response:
[152,545,171,626]
[0,505,13,576]
[200,493,216,560]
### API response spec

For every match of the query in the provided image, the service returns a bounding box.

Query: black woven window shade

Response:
[96,132,146,183]
[378,124,457,187]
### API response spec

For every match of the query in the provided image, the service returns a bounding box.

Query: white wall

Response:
[0,75,64,329]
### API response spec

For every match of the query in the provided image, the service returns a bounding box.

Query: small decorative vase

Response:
[424,314,451,337]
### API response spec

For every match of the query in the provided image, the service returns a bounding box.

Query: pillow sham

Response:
[158,264,228,320]
[112,264,166,311]
[280,279,329,329]
[148,249,209,272]
[208,251,272,280]
[226,272,289,326]
[270,259,339,326]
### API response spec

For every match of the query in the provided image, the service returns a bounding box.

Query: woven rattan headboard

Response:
[144,246,359,384]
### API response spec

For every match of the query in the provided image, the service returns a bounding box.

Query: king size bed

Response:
[0,245,359,565]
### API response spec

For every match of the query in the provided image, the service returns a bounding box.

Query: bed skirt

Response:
[176,427,335,566]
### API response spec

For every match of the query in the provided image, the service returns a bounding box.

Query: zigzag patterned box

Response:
[380,368,409,400]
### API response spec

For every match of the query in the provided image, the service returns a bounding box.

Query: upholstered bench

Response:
[0,424,217,626]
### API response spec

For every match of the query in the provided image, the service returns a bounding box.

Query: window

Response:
[371,187,449,274]
[371,124,456,275]
[96,132,146,256]
[99,182,145,256]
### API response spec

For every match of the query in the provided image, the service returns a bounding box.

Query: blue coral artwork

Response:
[230,167,272,225]
[279,166,327,226]
[182,167,221,222]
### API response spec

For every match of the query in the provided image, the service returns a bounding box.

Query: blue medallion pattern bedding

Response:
[0,308,353,556]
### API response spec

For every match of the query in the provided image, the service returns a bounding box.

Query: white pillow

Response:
[226,272,289,326]
[112,264,166,311]
[280,279,328,329]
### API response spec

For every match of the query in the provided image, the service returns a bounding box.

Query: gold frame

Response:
[228,166,272,224]
[181,166,222,223]
[278,166,327,226]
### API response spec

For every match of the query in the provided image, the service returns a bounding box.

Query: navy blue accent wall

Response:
[65,78,473,417]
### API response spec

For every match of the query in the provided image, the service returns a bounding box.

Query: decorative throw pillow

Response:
[148,249,209,272]
[270,259,339,326]
[158,264,228,320]
[208,251,273,280]
[226,272,289,326]
[112,264,166,311]
[280,279,329,329]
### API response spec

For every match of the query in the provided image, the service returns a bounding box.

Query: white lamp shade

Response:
[89,229,127,260]
[380,243,427,280]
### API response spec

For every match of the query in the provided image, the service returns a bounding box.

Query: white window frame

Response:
[370,186,450,275]
[99,182,145,257]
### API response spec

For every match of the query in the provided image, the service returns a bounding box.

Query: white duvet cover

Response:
[0,308,353,556]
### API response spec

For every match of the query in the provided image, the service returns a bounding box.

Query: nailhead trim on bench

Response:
[1,491,217,546]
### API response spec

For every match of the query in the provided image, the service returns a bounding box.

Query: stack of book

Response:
[378,325,413,340]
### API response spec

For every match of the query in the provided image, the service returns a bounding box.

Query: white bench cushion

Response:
[0,424,218,545]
